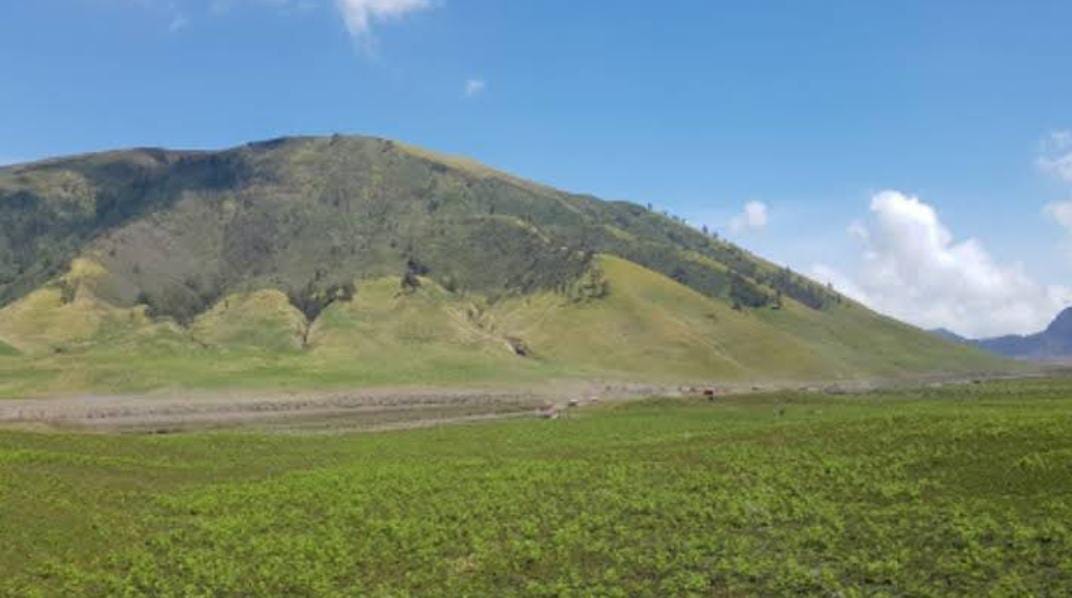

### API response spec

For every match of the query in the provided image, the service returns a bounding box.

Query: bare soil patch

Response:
[0,382,673,434]
[0,372,1031,435]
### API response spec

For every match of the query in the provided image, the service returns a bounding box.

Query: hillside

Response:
[930,328,969,344]
[0,136,1008,396]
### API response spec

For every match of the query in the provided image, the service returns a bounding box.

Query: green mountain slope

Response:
[487,256,1007,380]
[0,136,1010,396]
[0,136,831,319]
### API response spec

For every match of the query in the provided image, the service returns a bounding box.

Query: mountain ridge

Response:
[972,307,1072,361]
[0,135,1011,396]
[0,135,842,320]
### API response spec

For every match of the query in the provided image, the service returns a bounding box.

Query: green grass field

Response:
[3,377,1070,595]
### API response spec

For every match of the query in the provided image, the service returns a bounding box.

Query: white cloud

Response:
[1042,130,1072,260]
[102,0,192,31]
[1038,130,1072,183]
[1047,200,1072,233]
[211,0,316,15]
[810,190,1072,338]
[168,13,189,32]
[464,78,486,98]
[810,263,869,304]
[729,201,768,233]
[1046,200,1072,262]
[335,0,431,41]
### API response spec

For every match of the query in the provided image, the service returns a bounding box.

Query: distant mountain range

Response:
[933,308,1072,362]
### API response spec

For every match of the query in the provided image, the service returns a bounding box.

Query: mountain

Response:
[930,328,969,344]
[0,135,1008,396]
[976,308,1072,361]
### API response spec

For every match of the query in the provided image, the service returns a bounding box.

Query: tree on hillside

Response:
[401,258,427,293]
[288,281,356,322]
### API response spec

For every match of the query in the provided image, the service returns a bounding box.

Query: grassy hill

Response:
[0,136,1010,396]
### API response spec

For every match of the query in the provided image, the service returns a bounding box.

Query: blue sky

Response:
[2,0,1071,336]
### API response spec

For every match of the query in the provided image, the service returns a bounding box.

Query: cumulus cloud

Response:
[729,201,768,233]
[464,78,486,98]
[1038,130,1072,183]
[335,0,431,40]
[811,190,1072,338]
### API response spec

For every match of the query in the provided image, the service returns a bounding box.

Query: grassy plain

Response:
[2,377,1070,595]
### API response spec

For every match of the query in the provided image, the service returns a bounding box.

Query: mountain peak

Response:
[976,306,1072,361]
[1046,306,1072,336]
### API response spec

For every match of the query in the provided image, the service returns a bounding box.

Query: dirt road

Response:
[0,371,1031,434]
[0,383,673,434]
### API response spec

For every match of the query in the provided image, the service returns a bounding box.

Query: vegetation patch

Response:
[1,136,836,324]
[1,378,1070,595]
[0,255,1010,398]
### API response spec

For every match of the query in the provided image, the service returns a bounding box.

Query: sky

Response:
[2,0,1071,338]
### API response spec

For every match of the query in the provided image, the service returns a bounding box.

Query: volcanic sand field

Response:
[2,377,1071,595]
[0,382,670,434]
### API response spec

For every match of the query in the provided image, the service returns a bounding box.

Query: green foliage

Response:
[0,255,1009,398]
[1,135,832,324]
[2,378,1071,595]
[0,136,1011,394]
[400,257,426,294]
[53,279,77,305]
[565,262,608,302]
[0,150,245,309]
[286,279,356,322]
[766,265,837,309]
[729,271,772,308]
[142,277,223,326]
